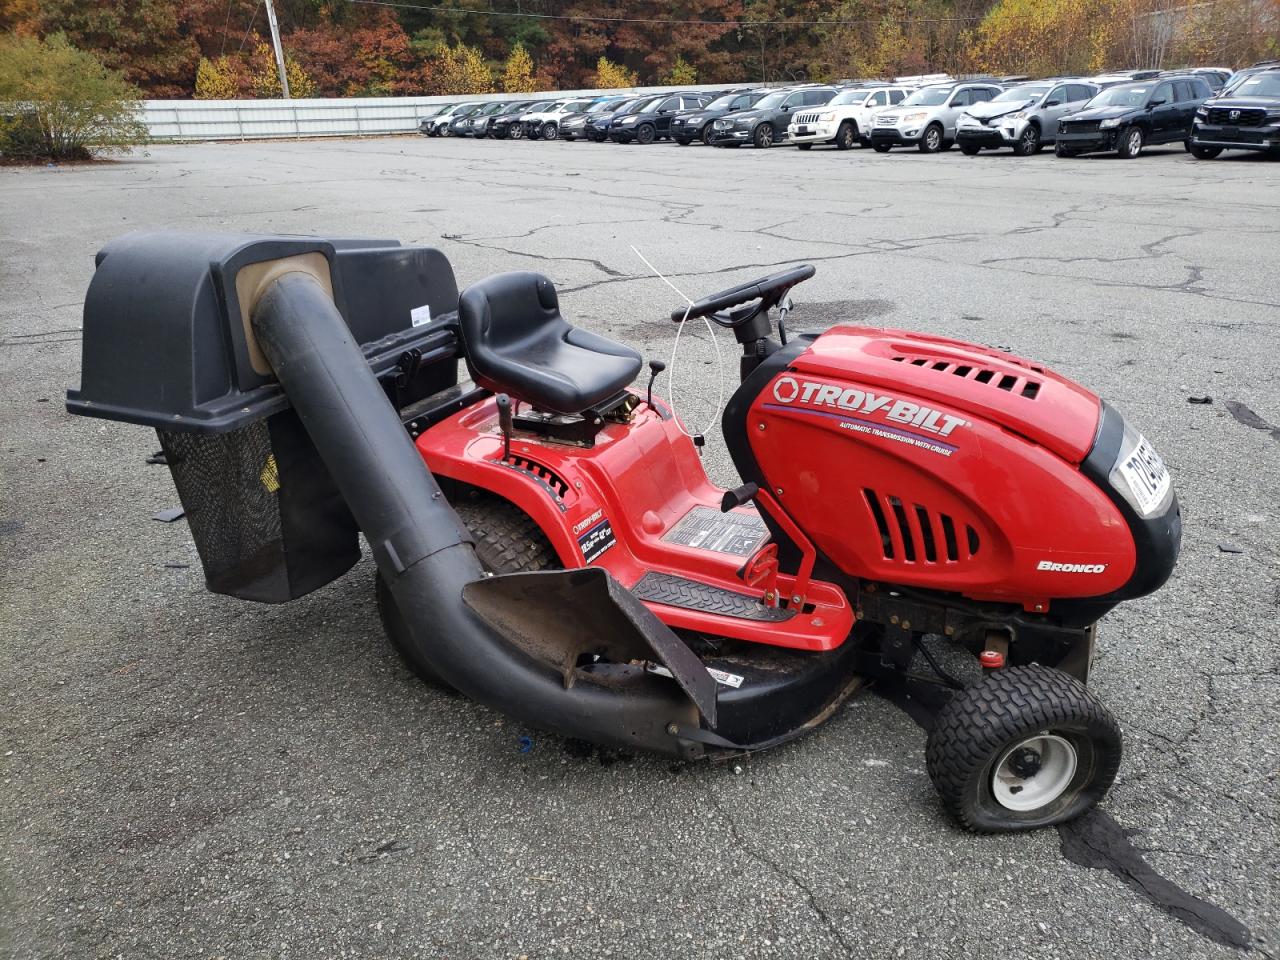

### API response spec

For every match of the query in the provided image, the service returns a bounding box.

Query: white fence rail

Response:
[140,85,745,141]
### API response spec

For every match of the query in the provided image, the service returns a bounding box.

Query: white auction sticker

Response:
[410,304,432,327]
[646,663,744,689]
[1116,434,1170,516]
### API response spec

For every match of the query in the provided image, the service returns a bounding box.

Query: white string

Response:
[630,246,726,441]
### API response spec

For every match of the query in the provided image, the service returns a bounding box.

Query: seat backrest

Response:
[458,271,567,354]
[457,271,643,415]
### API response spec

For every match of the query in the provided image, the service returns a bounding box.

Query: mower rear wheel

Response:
[925,664,1121,832]
[376,494,561,687]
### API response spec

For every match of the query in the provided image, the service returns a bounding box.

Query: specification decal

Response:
[647,663,745,689]
[577,516,616,563]
[662,505,768,557]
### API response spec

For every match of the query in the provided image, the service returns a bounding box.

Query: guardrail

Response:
[140,84,752,141]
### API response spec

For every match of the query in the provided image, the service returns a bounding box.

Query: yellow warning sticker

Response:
[260,454,280,493]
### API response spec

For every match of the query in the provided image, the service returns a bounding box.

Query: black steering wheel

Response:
[670,264,816,327]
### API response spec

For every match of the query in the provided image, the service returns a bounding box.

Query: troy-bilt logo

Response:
[1037,560,1108,574]
[572,508,604,535]
[772,376,969,437]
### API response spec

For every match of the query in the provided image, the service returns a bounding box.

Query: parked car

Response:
[489,101,548,140]
[787,85,912,149]
[586,96,661,142]
[670,89,767,145]
[439,102,486,137]
[421,102,480,137]
[708,86,837,148]
[1222,60,1280,95]
[450,101,504,137]
[1182,67,1232,92]
[1056,75,1213,158]
[955,80,1100,155]
[468,101,521,139]
[609,92,716,144]
[1189,68,1280,158]
[416,105,450,134]
[869,81,1003,152]
[522,99,593,140]
[560,97,627,141]
[1087,71,1161,88]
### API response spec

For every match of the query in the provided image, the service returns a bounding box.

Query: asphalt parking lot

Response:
[2,133,1278,960]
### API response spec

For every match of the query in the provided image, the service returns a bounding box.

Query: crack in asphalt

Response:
[442,233,627,278]
[702,785,856,956]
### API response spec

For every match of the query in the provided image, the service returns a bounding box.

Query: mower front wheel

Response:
[925,664,1121,832]
[375,495,561,687]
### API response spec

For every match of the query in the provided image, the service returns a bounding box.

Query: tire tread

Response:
[925,664,1121,832]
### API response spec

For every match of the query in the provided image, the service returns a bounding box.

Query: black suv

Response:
[1190,69,1280,158]
[581,98,642,141]
[1056,75,1213,158]
[489,101,549,140]
[560,97,627,141]
[452,101,505,138]
[587,96,660,142]
[708,86,837,148]
[477,101,532,139]
[670,89,767,145]
[608,92,715,143]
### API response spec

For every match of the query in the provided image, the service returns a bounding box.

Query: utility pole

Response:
[263,0,291,99]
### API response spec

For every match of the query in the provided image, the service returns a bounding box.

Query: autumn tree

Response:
[664,55,698,84]
[594,56,637,88]
[968,0,1114,76]
[1171,0,1280,65]
[23,0,1280,101]
[35,0,199,97]
[250,41,316,98]
[194,57,243,99]
[502,41,537,92]
[0,32,147,160]
[433,42,493,94]
[0,0,40,34]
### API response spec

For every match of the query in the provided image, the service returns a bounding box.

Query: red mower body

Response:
[745,326,1135,606]
[418,322,1175,654]
[419,395,855,652]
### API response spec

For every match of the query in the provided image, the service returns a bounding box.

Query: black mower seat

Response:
[458,271,642,416]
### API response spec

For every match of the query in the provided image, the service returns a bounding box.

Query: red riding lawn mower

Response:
[68,232,1180,831]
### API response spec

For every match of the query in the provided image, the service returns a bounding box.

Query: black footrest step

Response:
[632,572,793,622]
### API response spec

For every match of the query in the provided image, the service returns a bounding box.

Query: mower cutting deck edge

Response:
[68,231,1181,832]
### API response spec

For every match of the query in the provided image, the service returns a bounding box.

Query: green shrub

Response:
[0,33,147,162]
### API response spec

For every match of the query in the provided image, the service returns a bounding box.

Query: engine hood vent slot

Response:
[863,488,979,565]
[893,353,1042,399]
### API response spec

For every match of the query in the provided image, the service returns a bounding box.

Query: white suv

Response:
[788,85,914,149]
[869,82,1003,152]
[521,99,592,140]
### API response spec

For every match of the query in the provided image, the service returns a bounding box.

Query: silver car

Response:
[869,82,1003,152]
[955,81,1101,155]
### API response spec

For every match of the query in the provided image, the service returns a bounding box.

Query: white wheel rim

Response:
[1129,131,1141,152]
[991,733,1078,811]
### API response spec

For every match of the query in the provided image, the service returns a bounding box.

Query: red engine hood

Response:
[791,326,1101,464]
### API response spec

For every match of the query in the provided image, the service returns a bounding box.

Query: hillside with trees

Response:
[2,0,1276,100]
